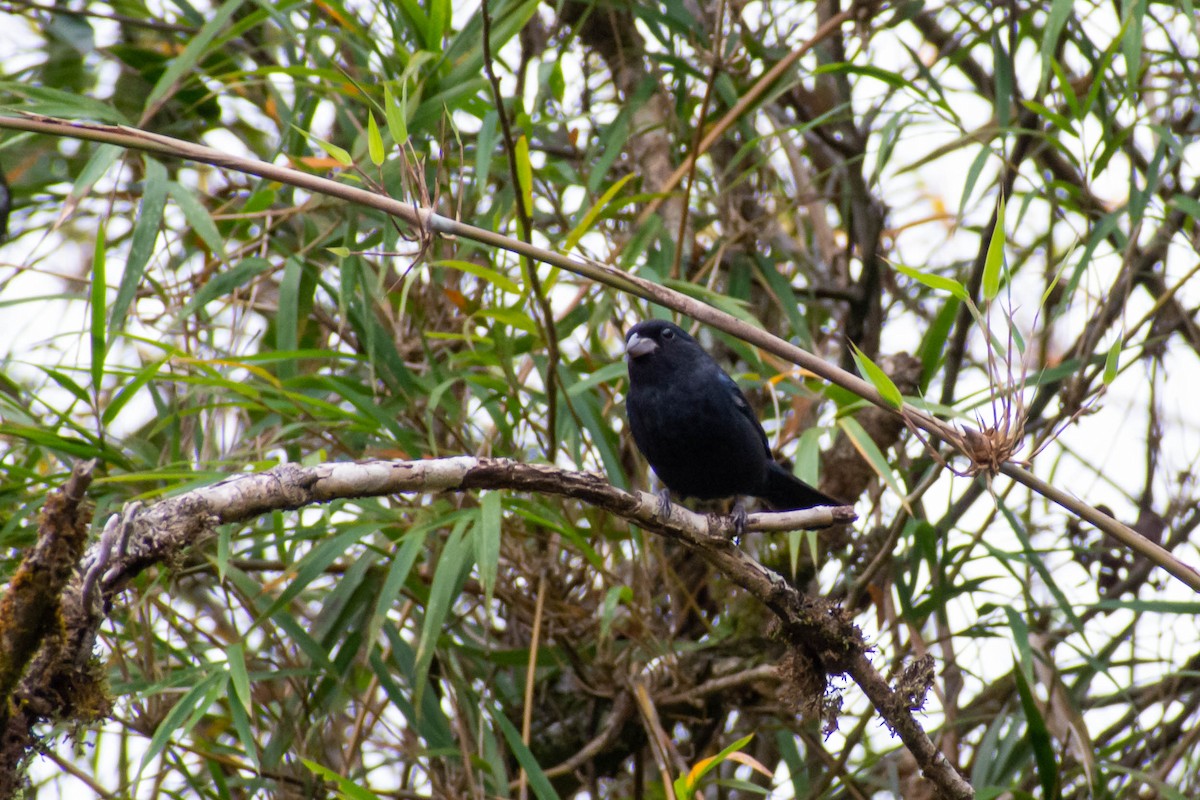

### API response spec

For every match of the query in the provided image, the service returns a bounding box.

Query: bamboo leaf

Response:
[515,134,533,214]
[849,343,903,409]
[226,642,252,715]
[837,417,910,511]
[413,522,472,712]
[276,257,302,380]
[90,217,107,391]
[168,181,227,264]
[311,134,354,167]
[432,259,521,294]
[983,195,1007,300]
[145,0,246,110]
[892,262,969,301]
[475,110,498,197]
[181,257,272,316]
[476,491,502,609]
[384,84,408,147]
[1039,4,1074,94]
[675,734,757,797]
[1013,662,1061,800]
[302,759,384,800]
[564,173,636,253]
[367,110,385,165]
[137,671,227,781]
[111,157,167,334]
[492,704,560,800]
[1103,337,1121,385]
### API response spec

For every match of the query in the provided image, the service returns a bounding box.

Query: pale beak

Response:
[625,332,658,360]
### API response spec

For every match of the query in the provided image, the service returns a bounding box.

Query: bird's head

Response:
[624,320,703,374]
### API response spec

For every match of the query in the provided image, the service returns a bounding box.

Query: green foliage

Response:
[2,0,1198,798]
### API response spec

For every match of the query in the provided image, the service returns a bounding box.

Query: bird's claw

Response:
[730,501,748,538]
[656,488,673,521]
[81,500,142,615]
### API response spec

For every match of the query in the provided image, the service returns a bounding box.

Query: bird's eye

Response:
[662,329,675,340]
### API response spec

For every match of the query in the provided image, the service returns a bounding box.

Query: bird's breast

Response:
[626,378,768,499]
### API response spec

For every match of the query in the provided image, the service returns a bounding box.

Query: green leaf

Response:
[428,0,450,48]
[774,731,809,797]
[370,642,457,752]
[476,491,502,609]
[384,84,408,147]
[1172,192,1200,224]
[1102,337,1121,385]
[891,262,969,301]
[918,297,962,393]
[811,63,907,89]
[806,528,820,570]
[1013,662,1061,800]
[958,145,994,219]
[90,217,107,391]
[145,0,247,111]
[431,259,521,294]
[137,670,226,781]
[72,143,123,200]
[982,195,1007,300]
[564,172,637,253]
[367,529,427,648]
[1050,59,1080,120]
[226,641,252,715]
[442,0,540,90]
[1098,598,1200,613]
[250,525,370,630]
[675,733,756,797]
[1019,99,1076,136]
[1039,4,1074,95]
[475,110,498,197]
[394,0,433,50]
[543,60,565,103]
[276,257,302,380]
[849,343,903,409]
[302,759,384,800]
[312,134,354,167]
[168,181,227,264]
[112,157,167,334]
[181,257,271,316]
[413,523,472,712]
[1092,126,1132,180]
[837,417,909,509]
[216,527,232,585]
[1121,0,1146,98]
[491,704,560,800]
[515,134,533,214]
[993,30,1013,128]
[661,279,757,323]
[997,499,1082,631]
[367,110,385,166]
[478,306,539,334]
[227,679,259,769]
[0,82,128,123]
[40,366,90,407]
[600,585,632,639]
[102,356,169,426]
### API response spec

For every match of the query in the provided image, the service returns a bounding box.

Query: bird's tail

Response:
[762,462,841,510]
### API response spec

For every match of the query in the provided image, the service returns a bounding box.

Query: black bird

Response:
[624,319,839,517]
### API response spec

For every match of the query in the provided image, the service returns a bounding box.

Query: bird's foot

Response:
[730,501,748,538]
[656,488,673,521]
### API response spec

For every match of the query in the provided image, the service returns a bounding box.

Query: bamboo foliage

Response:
[2,1,1200,798]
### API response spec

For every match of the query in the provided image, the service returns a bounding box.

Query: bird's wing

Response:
[718,370,773,457]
